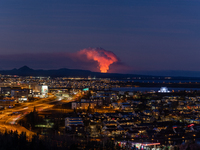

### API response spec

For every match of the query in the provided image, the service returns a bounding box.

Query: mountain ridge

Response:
[0,66,148,78]
[0,66,200,79]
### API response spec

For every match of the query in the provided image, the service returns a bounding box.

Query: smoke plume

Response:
[78,48,119,73]
[0,48,124,73]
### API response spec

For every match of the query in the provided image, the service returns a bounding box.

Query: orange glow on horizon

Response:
[78,48,118,73]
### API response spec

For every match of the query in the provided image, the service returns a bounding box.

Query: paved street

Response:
[0,96,57,138]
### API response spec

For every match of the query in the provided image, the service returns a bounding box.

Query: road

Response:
[0,91,82,139]
[0,96,58,138]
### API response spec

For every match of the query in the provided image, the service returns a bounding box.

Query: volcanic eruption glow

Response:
[78,48,119,73]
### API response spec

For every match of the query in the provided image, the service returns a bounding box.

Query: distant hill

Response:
[0,66,141,78]
[0,66,200,79]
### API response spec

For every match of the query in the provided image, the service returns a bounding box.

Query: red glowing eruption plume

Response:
[78,48,119,73]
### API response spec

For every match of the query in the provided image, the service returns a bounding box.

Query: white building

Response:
[158,87,170,93]
[72,101,95,109]
[65,117,83,127]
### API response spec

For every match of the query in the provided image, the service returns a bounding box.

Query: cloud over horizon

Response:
[0,48,129,73]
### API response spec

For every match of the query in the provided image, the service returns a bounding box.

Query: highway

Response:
[0,96,58,138]
[0,91,82,139]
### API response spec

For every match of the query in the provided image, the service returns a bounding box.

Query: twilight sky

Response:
[0,0,200,73]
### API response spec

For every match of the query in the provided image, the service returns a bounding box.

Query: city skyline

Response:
[1,1,200,149]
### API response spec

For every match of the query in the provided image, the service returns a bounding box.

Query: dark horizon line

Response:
[0,65,200,79]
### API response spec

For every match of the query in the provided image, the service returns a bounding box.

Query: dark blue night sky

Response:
[0,0,200,73]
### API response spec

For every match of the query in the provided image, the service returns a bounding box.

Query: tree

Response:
[116,143,121,150]
[74,108,77,114]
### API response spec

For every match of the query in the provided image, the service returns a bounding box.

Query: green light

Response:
[83,88,89,91]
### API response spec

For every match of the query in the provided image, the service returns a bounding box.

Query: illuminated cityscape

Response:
[1,0,200,150]
[0,74,200,149]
